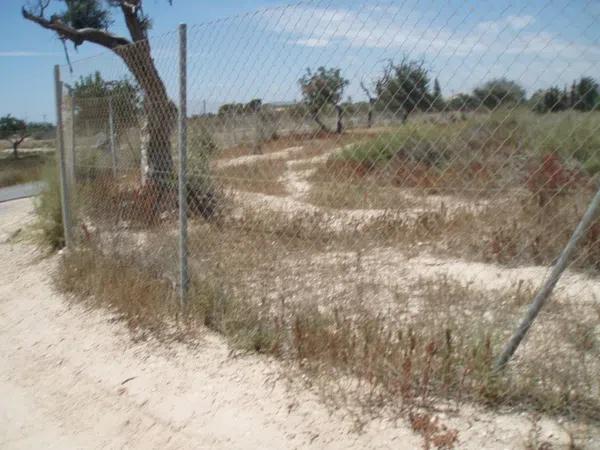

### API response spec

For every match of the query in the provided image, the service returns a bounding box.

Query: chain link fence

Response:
[54,0,600,427]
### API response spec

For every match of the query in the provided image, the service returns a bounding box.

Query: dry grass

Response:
[56,240,600,426]
[72,162,600,272]
[217,133,310,159]
[186,182,600,274]
[16,138,55,150]
[387,191,600,271]
[0,152,50,188]
[304,173,600,271]
[216,130,375,160]
[0,171,31,188]
[55,247,181,341]
[54,244,281,352]
[214,159,288,196]
[306,168,421,210]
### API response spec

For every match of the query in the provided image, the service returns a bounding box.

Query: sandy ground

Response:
[213,146,305,169]
[1,198,595,449]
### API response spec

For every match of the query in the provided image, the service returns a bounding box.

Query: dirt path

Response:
[214,146,305,169]
[0,198,588,449]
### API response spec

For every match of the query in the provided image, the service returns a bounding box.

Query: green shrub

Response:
[337,109,600,176]
[337,122,462,167]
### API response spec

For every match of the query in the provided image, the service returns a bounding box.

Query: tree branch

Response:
[22,8,131,50]
[38,0,50,16]
[360,80,374,103]
[119,1,147,42]
[5,134,26,146]
[61,39,73,73]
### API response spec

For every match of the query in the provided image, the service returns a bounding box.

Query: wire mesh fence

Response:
[56,0,600,426]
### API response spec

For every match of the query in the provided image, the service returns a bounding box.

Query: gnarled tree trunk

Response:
[313,111,330,133]
[335,104,343,134]
[116,37,175,186]
[367,99,375,128]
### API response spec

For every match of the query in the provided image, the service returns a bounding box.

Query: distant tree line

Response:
[294,61,600,130]
[66,60,600,142]
[217,99,263,117]
[531,77,599,113]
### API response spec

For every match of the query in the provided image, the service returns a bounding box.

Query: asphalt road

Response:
[0,182,45,203]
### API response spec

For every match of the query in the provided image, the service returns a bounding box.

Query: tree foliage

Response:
[446,93,479,111]
[532,77,599,113]
[299,67,349,131]
[572,77,599,112]
[374,59,432,121]
[60,0,111,31]
[27,121,55,139]
[473,78,525,109]
[531,86,569,113]
[72,71,140,129]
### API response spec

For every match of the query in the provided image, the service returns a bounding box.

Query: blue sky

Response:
[1,0,599,121]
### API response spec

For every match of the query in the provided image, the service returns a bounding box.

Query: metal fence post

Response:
[178,23,189,307]
[53,65,74,249]
[108,96,117,177]
[496,185,600,370]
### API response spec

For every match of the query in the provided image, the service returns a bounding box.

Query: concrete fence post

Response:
[178,23,189,307]
[53,65,74,249]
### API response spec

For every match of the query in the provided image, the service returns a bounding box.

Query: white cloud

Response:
[266,5,488,57]
[506,15,535,30]
[0,51,59,57]
[295,37,330,47]
[265,5,599,64]
[477,15,535,33]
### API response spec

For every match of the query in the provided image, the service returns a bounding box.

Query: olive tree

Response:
[0,115,28,159]
[22,0,176,186]
[299,67,349,133]
[375,59,432,123]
